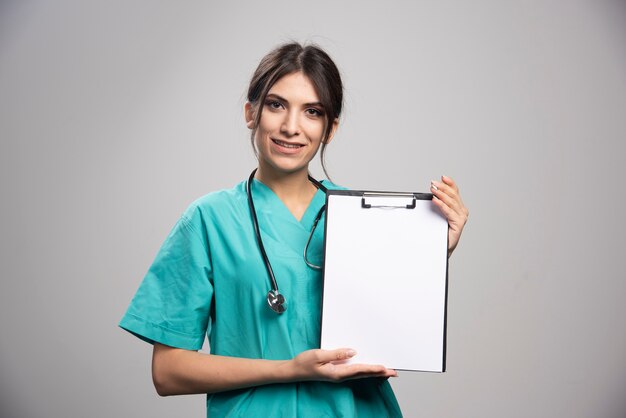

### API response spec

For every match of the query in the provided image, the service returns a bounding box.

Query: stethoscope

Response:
[247,169,327,314]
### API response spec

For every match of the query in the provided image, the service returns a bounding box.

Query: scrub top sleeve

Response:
[119,209,213,351]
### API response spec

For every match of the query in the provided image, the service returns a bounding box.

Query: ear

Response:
[323,118,339,144]
[244,102,256,129]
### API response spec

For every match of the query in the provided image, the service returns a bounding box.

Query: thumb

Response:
[319,348,357,363]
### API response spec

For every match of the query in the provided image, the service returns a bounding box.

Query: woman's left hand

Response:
[430,176,468,257]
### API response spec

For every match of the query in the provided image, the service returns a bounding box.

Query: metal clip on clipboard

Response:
[361,192,417,209]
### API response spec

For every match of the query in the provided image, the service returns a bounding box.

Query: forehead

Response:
[268,72,320,103]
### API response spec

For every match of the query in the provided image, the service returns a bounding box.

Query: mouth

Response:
[271,138,304,149]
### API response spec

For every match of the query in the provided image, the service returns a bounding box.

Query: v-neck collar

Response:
[251,178,326,231]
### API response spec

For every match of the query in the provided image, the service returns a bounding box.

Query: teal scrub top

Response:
[119,179,403,418]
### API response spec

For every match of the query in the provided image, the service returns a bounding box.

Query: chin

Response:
[264,160,310,176]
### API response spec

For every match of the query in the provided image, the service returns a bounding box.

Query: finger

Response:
[431,184,463,216]
[439,176,468,218]
[432,180,468,218]
[334,363,397,381]
[434,197,467,233]
[431,195,455,220]
[345,365,397,380]
[435,176,465,201]
[318,348,357,363]
[340,370,397,381]
[431,179,460,203]
[440,175,459,192]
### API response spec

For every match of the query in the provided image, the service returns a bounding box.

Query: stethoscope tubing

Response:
[246,169,327,313]
[303,204,325,270]
[247,169,280,297]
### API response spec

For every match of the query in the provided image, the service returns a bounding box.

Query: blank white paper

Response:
[320,193,449,372]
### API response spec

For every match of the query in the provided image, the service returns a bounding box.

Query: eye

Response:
[306,108,324,117]
[265,100,284,110]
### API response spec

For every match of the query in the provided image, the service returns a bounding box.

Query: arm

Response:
[152,343,397,396]
[430,175,469,257]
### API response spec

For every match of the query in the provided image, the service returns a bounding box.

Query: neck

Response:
[255,165,315,199]
[254,164,319,221]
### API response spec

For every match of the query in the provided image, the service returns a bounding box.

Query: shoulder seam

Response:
[179,213,209,252]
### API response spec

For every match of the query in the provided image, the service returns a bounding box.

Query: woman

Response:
[120,42,468,417]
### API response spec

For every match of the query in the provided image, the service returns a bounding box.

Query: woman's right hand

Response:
[151,343,396,396]
[288,348,397,382]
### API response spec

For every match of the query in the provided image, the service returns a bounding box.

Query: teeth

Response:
[274,139,302,148]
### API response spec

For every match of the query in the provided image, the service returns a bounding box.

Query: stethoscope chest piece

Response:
[267,290,286,314]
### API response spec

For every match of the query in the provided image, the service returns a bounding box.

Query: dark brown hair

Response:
[247,42,343,179]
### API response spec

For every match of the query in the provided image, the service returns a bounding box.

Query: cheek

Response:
[257,112,282,133]
[253,122,274,146]
[304,120,326,141]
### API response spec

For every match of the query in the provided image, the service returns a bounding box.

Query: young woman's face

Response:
[246,72,336,176]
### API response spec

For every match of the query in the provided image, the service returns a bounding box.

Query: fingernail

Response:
[346,349,357,357]
[431,181,438,191]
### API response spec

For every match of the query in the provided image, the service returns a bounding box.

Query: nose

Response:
[280,110,300,137]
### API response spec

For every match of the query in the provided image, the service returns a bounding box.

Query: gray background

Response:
[1,1,625,417]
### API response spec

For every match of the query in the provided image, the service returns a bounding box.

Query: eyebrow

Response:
[266,93,323,108]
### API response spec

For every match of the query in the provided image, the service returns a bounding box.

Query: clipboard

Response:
[320,189,449,372]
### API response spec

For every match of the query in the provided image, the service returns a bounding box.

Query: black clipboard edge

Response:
[324,189,433,200]
[318,189,449,373]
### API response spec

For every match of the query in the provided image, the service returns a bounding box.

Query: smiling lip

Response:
[272,138,304,148]
[271,138,305,151]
